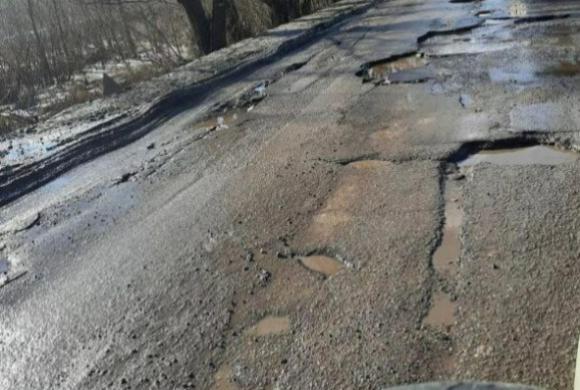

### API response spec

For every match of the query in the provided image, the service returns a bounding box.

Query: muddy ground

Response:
[2,0,580,389]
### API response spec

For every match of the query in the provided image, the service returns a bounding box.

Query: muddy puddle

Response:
[433,179,463,275]
[364,54,429,83]
[246,315,290,336]
[299,255,343,277]
[424,172,464,330]
[424,291,456,328]
[458,145,579,166]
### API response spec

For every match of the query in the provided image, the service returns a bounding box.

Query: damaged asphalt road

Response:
[3,0,580,389]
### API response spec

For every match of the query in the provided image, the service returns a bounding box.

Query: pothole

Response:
[458,145,579,167]
[299,255,344,277]
[245,315,290,336]
[358,53,429,84]
[433,178,463,275]
[424,170,462,331]
[424,291,456,328]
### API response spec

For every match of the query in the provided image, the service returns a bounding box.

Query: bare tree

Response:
[0,0,339,136]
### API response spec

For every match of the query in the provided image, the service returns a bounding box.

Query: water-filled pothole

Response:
[433,179,463,275]
[424,176,462,330]
[299,255,343,277]
[246,315,290,336]
[458,145,579,166]
[360,53,429,84]
[424,291,456,328]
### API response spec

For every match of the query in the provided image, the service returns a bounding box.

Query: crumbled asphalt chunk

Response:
[0,273,8,287]
[257,269,272,287]
[1,212,41,234]
[459,94,473,108]
[114,172,136,185]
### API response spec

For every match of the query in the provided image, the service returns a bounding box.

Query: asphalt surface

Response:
[2,0,580,389]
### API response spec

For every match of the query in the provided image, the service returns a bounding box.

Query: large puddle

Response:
[458,145,579,166]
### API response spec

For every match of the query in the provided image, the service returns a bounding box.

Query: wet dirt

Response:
[299,255,343,276]
[458,145,579,166]
[245,316,290,336]
[538,61,580,77]
[213,364,237,390]
[424,291,456,328]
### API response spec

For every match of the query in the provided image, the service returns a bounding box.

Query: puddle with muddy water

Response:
[424,177,462,330]
[299,255,343,277]
[458,145,579,166]
[366,55,428,83]
[424,292,456,328]
[246,315,290,336]
[427,143,579,328]
[433,179,463,275]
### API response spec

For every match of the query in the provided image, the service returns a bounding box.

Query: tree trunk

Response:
[50,0,72,77]
[26,0,52,85]
[211,0,228,51]
[118,2,138,57]
[177,0,211,55]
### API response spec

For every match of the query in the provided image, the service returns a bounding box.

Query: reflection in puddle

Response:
[424,291,456,328]
[459,145,579,167]
[246,316,290,336]
[300,255,343,277]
